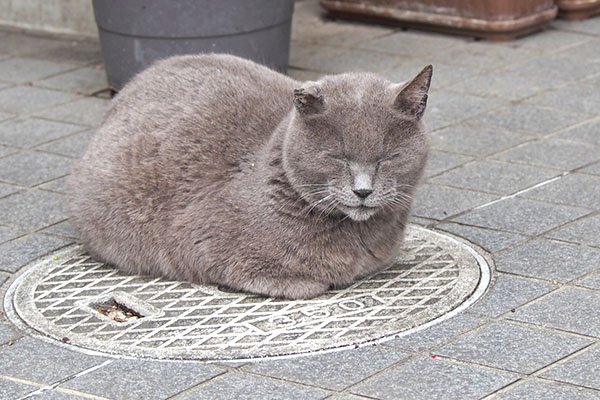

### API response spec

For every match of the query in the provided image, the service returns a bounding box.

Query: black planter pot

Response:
[92,0,295,90]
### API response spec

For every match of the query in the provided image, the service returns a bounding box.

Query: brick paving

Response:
[0,1,599,398]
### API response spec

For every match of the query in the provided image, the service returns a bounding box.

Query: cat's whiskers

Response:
[387,192,413,211]
[295,183,329,188]
[303,194,333,217]
[276,188,329,215]
[338,215,350,224]
[317,196,341,220]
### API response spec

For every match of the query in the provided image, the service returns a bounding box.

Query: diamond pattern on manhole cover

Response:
[5,226,491,361]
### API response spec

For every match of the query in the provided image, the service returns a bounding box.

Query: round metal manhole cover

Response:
[4,226,491,361]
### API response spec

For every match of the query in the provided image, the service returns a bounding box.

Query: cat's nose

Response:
[353,189,373,199]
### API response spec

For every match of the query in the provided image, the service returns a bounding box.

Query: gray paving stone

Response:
[436,223,526,253]
[384,62,484,90]
[293,47,402,74]
[465,104,587,136]
[526,83,600,116]
[0,117,84,148]
[541,345,600,390]
[495,239,600,283]
[313,23,393,48]
[360,31,465,57]
[39,176,68,194]
[467,274,555,317]
[579,272,600,291]
[384,314,486,352]
[437,321,592,374]
[554,18,600,35]
[62,358,226,400]
[512,29,593,51]
[0,111,15,123]
[286,67,325,82]
[555,118,600,146]
[0,144,16,158]
[409,215,436,226]
[0,85,79,115]
[353,356,518,400]
[432,42,542,70]
[447,71,561,101]
[25,38,103,66]
[427,91,503,123]
[0,271,7,287]
[178,372,328,400]
[41,220,77,239]
[411,184,498,220]
[495,379,600,399]
[35,131,93,158]
[289,43,341,68]
[491,139,599,171]
[0,182,20,199]
[0,32,101,64]
[0,151,73,186]
[35,66,109,95]
[453,197,590,236]
[423,151,473,178]
[291,18,391,47]
[0,57,75,84]
[510,287,600,338]
[0,33,76,58]
[547,214,600,248]
[503,52,599,82]
[520,173,600,209]
[30,389,99,399]
[429,160,560,195]
[34,97,110,127]
[430,125,529,157]
[580,162,600,176]
[423,115,454,133]
[0,190,66,230]
[245,346,407,391]
[326,395,372,400]
[0,323,22,344]
[0,337,107,385]
[560,38,600,62]
[0,225,24,243]
[0,377,38,399]
[0,233,71,272]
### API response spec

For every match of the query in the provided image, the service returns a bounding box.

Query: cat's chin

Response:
[341,205,378,222]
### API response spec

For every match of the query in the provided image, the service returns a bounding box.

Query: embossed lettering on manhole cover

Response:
[5,226,491,361]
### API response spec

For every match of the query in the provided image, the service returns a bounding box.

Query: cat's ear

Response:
[293,82,325,116]
[393,65,433,120]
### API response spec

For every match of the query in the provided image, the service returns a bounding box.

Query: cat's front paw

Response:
[277,279,330,300]
[234,277,330,300]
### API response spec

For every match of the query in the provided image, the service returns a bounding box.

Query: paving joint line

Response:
[527,341,600,382]
[489,211,600,257]
[424,172,569,229]
[481,376,599,399]
[165,368,230,400]
[17,359,114,400]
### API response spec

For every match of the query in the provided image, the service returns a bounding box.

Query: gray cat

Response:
[68,54,431,299]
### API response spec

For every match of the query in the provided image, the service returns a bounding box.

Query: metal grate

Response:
[6,226,490,361]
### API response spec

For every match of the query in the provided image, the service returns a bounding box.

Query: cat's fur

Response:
[68,54,432,299]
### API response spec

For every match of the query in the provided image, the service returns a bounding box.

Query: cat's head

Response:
[282,66,432,222]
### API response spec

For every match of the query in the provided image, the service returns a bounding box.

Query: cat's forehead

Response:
[318,73,391,102]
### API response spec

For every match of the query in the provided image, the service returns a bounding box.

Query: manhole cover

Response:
[4,226,491,361]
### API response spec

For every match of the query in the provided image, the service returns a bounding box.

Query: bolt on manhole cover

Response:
[4,226,492,361]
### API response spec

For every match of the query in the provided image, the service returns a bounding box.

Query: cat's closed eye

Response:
[378,152,403,165]
[326,152,347,162]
